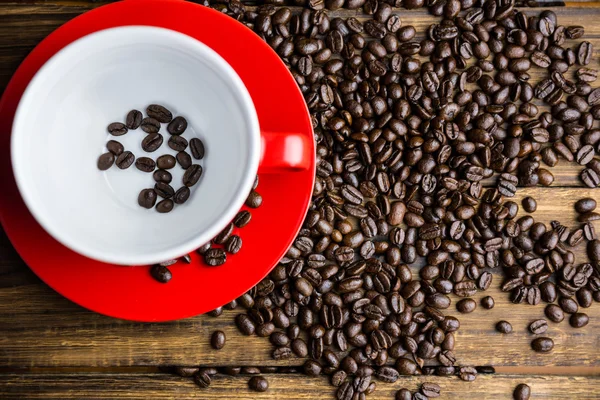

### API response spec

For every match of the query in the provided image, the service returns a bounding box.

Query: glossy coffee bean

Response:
[147,104,173,123]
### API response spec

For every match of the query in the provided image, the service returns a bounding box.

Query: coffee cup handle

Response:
[258,131,312,173]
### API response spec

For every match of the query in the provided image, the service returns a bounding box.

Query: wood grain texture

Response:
[0,373,599,399]
[0,188,598,368]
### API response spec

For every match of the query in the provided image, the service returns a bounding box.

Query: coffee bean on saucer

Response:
[168,135,188,151]
[183,164,203,187]
[156,199,174,213]
[205,248,226,266]
[181,254,192,264]
[248,376,268,392]
[138,189,157,209]
[153,169,172,184]
[160,259,177,267]
[155,182,175,199]
[176,151,192,169]
[214,223,234,244]
[168,116,188,135]
[246,191,263,208]
[157,154,176,170]
[234,210,252,227]
[126,109,143,129]
[106,140,124,156]
[142,133,163,152]
[141,117,161,134]
[173,186,191,204]
[108,122,128,136]
[135,157,156,172]
[116,151,135,169]
[211,330,226,349]
[97,152,115,170]
[197,242,212,255]
[190,138,205,160]
[147,104,173,123]
[225,235,242,254]
[150,264,172,283]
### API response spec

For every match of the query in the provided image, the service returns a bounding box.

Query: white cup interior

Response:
[11,26,260,265]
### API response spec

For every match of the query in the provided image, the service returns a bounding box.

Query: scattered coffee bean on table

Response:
[481,296,495,310]
[496,321,513,334]
[522,197,537,213]
[513,384,531,400]
[531,337,554,353]
[529,319,548,335]
[211,330,226,350]
[248,376,268,392]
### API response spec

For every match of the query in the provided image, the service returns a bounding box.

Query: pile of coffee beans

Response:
[97,104,205,213]
[165,0,600,398]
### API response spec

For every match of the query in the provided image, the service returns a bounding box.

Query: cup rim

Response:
[11,26,261,265]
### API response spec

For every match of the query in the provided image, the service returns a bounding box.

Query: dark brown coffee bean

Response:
[236,314,256,335]
[140,117,160,133]
[496,320,513,334]
[135,157,156,172]
[156,199,174,213]
[153,169,172,184]
[588,239,600,261]
[168,116,188,135]
[97,152,115,170]
[126,110,142,129]
[575,198,597,213]
[147,104,173,123]
[421,382,441,398]
[116,151,135,169]
[246,191,263,208]
[456,298,476,314]
[205,248,226,266]
[522,197,537,213]
[225,235,242,254]
[176,151,192,169]
[210,330,226,350]
[173,186,190,204]
[193,372,211,388]
[248,376,268,392]
[513,383,531,400]
[531,337,554,352]
[481,296,495,309]
[529,319,548,334]
[578,41,593,65]
[154,182,175,199]
[106,140,124,156]
[234,210,252,227]
[584,222,596,240]
[138,189,157,209]
[142,133,164,152]
[183,164,203,187]
[189,138,206,160]
[396,389,412,400]
[150,264,172,283]
[168,135,188,151]
[108,122,128,136]
[581,168,600,187]
[214,223,234,245]
[570,312,589,328]
[545,304,565,323]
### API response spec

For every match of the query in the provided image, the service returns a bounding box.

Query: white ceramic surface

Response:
[11,26,260,265]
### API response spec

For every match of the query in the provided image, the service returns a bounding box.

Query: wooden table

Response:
[1,1,600,399]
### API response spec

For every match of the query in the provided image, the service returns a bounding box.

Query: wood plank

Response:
[0,373,599,399]
[0,188,598,367]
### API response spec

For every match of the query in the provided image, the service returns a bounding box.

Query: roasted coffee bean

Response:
[135,157,156,172]
[147,104,173,123]
[168,116,188,135]
[545,304,565,323]
[581,168,600,187]
[108,122,128,136]
[106,140,124,156]
[97,152,115,170]
[529,319,548,334]
[193,372,211,388]
[246,191,263,208]
[190,138,206,160]
[116,151,135,169]
[570,312,589,328]
[531,337,554,352]
[156,199,174,213]
[125,110,143,129]
[248,376,269,392]
[214,223,234,245]
[421,382,441,398]
[153,169,172,184]
[456,298,476,314]
[396,389,412,400]
[142,133,164,152]
[481,296,495,309]
[588,239,600,261]
[140,117,161,133]
[205,248,227,266]
[513,384,531,400]
[176,151,192,169]
[575,198,597,213]
[168,135,188,151]
[225,235,242,254]
[496,320,513,334]
[138,189,157,209]
[150,264,172,283]
[522,197,537,213]
[183,164,203,187]
[234,210,252,227]
[155,182,175,199]
[156,154,176,170]
[211,330,226,349]
[173,186,191,204]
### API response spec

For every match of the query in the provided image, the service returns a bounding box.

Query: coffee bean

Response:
[97,152,115,170]
[116,151,135,169]
[225,235,242,254]
[135,157,156,172]
[126,110,142,129]
[156,199,174,213]
[147,104,173,123]
[153,169,172,184]
[577,41,593,65]
[529,319,548,334]
[168,135,188,151]
[150,264,172,283]
[396,389,412,400]
[168,116,188,135]
[575,198,597,213]
[456,298,476,314]
[106,140,124,156]
[581,168,600,187]
[513,383,531,400]
[481,296,495,309]
[531,337,554,352]
[522,197,537,213]
[584,222,596,240]
[214,223,234,245]
[177,151,192,169]
[234,210,252,227]
[182,164,203,187]
[108,122,128,136]
[421,382,441,398]
[138,189,157,209]
[154,182,175,199]
[205,248,226,266]
[140,117,161,134]
[173,186,190,204]
[142,133,164,152]
[211,330,226,349]
[588,240,600,261]
[190,138,206,160]
[194,372,211,388]
[236,314,256,335]
[496,320,513,334]
[570,312,589,328]
[246,191,263,208]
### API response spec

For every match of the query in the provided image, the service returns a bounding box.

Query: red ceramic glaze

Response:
[0,0,314,321]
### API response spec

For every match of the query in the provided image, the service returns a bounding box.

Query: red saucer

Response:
[0,0,314,321]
